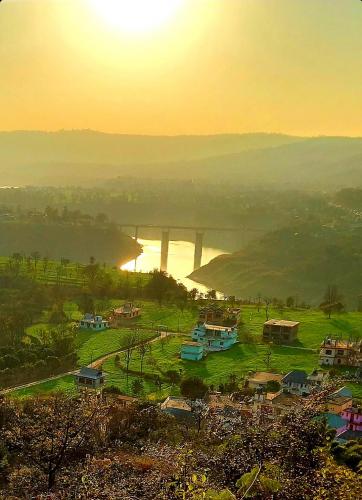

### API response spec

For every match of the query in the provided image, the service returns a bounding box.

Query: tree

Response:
[180,376,208,400]
[320,285,344,319]
[264,344,272,370]
[206,289,217,301]
[165,369,181,386]
[264,298,272,321]
[190,399,209,432]
[123,329,140,384]
[131,378,144,396]
[6,394,108,490]
[30,251,40,270]
[137,342,150,375]
[256,293,262,312]
[265,380,280,393]
[286,296,295,308]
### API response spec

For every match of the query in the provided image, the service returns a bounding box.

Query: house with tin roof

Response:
[281,370,310,395]
[74,367,105,389]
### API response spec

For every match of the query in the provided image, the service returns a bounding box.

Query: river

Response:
[121,238,228,295]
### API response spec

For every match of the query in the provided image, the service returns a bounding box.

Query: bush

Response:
[180,376,208,400]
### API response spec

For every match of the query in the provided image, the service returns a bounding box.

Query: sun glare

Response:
[90,0,184,35]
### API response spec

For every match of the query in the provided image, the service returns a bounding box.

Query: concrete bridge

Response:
[119,224,239,272]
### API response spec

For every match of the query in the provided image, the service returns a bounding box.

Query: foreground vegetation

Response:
[0,391,360,499]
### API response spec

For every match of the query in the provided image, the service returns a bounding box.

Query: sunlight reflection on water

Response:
[121,239,227,295]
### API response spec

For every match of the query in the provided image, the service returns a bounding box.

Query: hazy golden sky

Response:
[1,0,362,136]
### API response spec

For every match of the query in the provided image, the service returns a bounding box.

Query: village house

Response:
[79,313,109,331]
[253,389,301,418]
[281,370,310,396]
[198,305,240,327]
[191,323,238,351]
[110,303,141,327]
[180,341,204,361]
[246,371,283,390]
[198,305,224,325]
[160,396,194,423]
[262,319,299,343]
[326,387,353,414]
[320,413,348,437]
[206,393,241,415]
[319,337,362,367]
[74,367,105,389]
[307,369,329,387]
[341,406,362,433]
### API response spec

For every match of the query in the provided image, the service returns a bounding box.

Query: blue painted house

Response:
[181,341,204,361]
[191,323,238,352]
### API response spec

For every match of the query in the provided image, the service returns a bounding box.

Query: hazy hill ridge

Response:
[1,130,362,187]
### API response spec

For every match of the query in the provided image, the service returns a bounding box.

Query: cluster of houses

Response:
[161,368,361,442]
[180,306,240,361]
[79,303,141,332]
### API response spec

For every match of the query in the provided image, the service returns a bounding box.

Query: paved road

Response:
[1,331,172,395]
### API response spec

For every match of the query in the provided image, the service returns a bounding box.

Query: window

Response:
[337,358,341,364]
[220,341,224,346]
[337,350,344,355]
[325,349,332,355]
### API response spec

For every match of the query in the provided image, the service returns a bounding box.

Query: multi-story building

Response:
[263,319,299,344]
[341,406,362,432]
[319,337,362,366]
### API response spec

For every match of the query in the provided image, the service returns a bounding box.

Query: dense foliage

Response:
[0,392,360,499]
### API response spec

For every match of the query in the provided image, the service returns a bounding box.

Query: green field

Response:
[13,303,362,401]
[239,305,362,349]
[0,256,149,288]
[11,375,77,398]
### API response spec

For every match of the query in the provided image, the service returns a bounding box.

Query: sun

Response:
[90,0,184,35]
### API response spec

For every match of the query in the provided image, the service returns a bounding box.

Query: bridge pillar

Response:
[160,231,170,272]
[133,226,140,271]
[193,232,204,271]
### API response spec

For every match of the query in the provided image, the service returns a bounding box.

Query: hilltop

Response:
[0,130,300,185]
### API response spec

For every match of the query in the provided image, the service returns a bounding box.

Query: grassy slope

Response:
[15,304,362,400]
[0,257,148,287]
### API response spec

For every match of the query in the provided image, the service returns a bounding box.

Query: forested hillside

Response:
[0,222,140,265]
[190,223,362,307]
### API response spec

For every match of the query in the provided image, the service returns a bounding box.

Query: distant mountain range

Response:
[1,130,362,187]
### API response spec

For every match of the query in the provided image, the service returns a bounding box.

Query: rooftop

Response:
[248,372,283,384]
[76,367,104,380]
[182,341,203,347]
[161,396,191,413]
[321,412,347,429]
[320,338,360,349]
[264,319,300,328]
[329,386,353,400]
[282,370,308,385]
[204,323,235,332]
[267,391,301,407]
